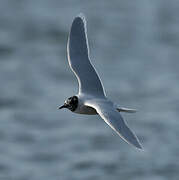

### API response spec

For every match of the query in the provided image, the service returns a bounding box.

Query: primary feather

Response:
[85,99,142,149]
[67,14,106,97]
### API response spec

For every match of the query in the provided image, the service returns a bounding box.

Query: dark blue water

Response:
[0,0,179,179]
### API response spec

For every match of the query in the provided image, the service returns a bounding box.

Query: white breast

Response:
[74,104,97,115]
[74,95,98,115]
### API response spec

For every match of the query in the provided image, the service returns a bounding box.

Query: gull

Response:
[59,14,142,150]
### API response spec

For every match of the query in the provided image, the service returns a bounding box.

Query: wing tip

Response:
[116,127,143,151]
[71,13,87,37]
[127,134,143,151]
[76,13,86,21]
[134,141,144,151]
[74,13,86,26]
[123,134,143,151]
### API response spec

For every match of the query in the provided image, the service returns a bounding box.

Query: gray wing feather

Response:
[85,100,142,150]
[67,14,105,97]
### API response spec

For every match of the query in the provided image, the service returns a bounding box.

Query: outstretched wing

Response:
[85,100,142,150]
[67,14,106,97]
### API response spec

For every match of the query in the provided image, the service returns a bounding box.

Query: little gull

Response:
[59,14,142,150]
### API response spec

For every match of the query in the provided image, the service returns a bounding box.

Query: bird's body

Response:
[74,95,98,115]
[59,14,143,150]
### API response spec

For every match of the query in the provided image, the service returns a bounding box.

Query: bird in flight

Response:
[59,14,142,150]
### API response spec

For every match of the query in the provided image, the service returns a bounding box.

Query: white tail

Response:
[117,107,137,113]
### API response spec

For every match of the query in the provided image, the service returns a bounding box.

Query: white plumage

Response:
[59,14,142,150]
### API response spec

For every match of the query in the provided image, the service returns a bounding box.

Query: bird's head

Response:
[59,96,78,112]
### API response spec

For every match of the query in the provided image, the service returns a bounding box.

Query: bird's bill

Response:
[58,104,68,109]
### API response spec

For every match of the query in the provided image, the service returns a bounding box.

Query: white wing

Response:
[85,100,142,149]
[67,14,106,97]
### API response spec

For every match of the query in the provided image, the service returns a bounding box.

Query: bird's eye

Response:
[67,97,72,104]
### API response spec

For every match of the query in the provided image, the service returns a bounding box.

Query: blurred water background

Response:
[0,0,179,179]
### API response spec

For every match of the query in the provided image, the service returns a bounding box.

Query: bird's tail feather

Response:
[117,107,137,113]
